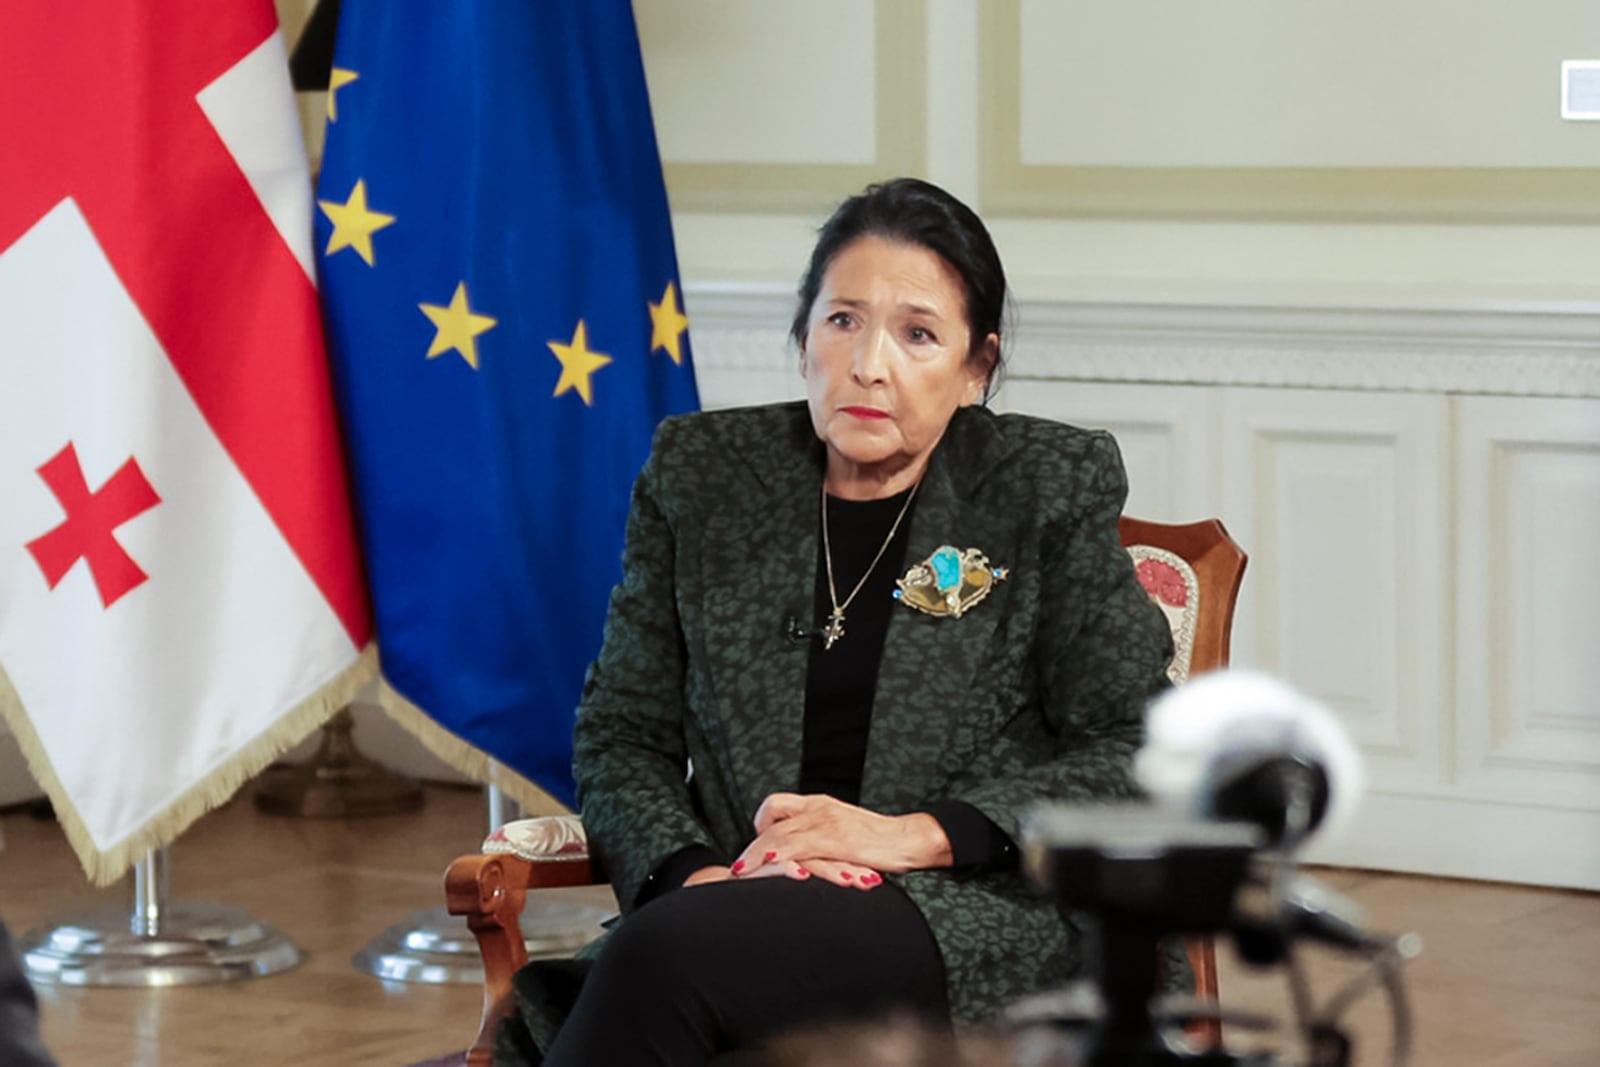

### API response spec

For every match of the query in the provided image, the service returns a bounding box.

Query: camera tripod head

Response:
[1023,808,1278,1066]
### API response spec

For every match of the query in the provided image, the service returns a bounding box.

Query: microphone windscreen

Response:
[1134,670,1363,848]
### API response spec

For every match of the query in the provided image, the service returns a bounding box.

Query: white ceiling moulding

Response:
[683,281,1600,398]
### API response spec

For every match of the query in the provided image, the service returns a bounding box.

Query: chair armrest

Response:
[444,815,601,1067]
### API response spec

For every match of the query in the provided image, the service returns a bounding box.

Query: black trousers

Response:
[0,921,56,1067]
[541,876,949,1066]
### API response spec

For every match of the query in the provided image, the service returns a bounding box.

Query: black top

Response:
[637,485,1019,906]
[799,488,917,801]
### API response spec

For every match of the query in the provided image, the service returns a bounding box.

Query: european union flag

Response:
[316,1,698,807]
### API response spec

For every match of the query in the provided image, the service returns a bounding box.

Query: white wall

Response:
[639,0,1599,304]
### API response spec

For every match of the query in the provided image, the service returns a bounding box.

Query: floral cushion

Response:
[481,814,589,861]
[1128,547,1199,685]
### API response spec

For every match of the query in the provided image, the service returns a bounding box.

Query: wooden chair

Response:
[444,516,1247,1065]
[1119,516,1248,1049]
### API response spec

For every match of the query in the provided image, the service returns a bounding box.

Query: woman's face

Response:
[801,236,994,491]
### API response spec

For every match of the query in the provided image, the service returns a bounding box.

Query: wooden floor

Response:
[2,785,1596,1066]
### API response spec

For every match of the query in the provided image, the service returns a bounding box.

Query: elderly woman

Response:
[506,178,1174,1065]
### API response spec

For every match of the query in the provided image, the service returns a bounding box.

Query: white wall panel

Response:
[1306,791,1600,890]
[1221,388,1448,793]
[1456,397,1600,812]
[635,0,877,165]
[697,367,803,411]
[1016,0,1600,168]
[996,380,1214,522]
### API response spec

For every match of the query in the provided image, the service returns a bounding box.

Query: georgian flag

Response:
[0,2,372,884]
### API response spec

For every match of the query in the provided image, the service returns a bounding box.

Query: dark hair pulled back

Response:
[790,178,1007,393]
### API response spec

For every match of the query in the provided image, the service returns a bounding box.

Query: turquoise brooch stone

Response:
[929,546,963,590]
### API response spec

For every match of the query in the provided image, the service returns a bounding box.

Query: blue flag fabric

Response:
[316,1,699,806]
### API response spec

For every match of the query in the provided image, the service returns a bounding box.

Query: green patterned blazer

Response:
[570,399,1173,1026]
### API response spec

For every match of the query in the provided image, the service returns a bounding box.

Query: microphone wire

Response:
[1267,764,1320,1052]
[1312,931,1422,1067]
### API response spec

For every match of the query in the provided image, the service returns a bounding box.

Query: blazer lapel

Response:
[860,408,1022,812]
[692,405,821,815]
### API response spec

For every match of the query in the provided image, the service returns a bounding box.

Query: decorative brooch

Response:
[894,545,1009,618]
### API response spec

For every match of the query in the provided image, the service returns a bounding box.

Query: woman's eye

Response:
[827,311,853,329]
[906,325,934,344]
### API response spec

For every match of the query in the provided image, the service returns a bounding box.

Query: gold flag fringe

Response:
[0,645,378,887]
[368,673,568,818]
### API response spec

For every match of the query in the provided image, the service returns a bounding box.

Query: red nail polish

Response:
[764,851,778,863]
[863,873,880,885]
[797,868,811,878]
[840,871,853,881]
[731,861,744,873]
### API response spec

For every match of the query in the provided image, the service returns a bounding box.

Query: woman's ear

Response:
[964,333,1000,405]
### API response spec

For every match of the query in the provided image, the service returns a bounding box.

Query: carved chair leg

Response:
[446,855,533,1067]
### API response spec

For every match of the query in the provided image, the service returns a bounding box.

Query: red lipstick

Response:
[841,406,889,420]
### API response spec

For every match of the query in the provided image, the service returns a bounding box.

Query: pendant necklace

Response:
[820,480,920,650]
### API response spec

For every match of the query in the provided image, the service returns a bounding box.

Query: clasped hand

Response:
[683,793,951,891]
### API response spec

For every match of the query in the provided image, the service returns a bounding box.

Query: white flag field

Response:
[0,4,373,885]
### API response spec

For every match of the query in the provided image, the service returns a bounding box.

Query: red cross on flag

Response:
[0,2,373,884]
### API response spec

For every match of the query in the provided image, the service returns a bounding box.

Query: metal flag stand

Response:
[252,706,425,818]
[352,780,610,984]
[20,845,300,986]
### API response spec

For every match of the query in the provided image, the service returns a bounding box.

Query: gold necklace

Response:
[820,481,920,650]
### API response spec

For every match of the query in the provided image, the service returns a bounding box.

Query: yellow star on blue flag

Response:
[420,282,497,369]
